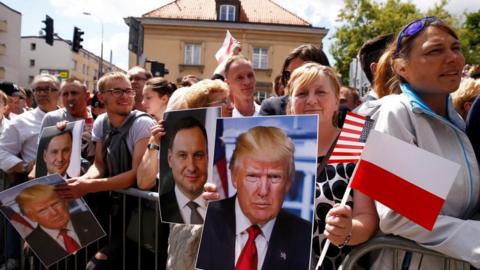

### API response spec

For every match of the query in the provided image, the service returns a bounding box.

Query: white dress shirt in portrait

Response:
[174,186,206,224]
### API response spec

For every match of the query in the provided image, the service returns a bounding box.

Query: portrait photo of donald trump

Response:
[197,115,318,270]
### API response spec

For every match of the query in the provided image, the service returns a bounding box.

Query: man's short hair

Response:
[358,33,394,84]
[229,126,295,183]
[128,66,153,79]
[224,55,251,78]
[97,72,129,92]
[16,184,57,216]
[60,77,88,92]
[168,116,208,150]
[281,44,330,86]
[32,74,60,90]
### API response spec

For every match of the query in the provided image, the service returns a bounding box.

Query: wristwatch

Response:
[147,143,160,151]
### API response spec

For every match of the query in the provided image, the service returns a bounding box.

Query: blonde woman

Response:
[285,63,378,269]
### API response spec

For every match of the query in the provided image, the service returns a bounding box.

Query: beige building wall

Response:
[72,50,123,91]
[20,37,123,91]
[130,23,325,96]
[0,3,21,83]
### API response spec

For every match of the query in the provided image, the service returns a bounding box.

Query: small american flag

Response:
[328,112,374,164]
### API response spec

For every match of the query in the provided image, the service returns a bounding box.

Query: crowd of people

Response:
[0,16,479,270]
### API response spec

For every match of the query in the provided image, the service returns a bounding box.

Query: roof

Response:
[0,2,22,15]
[143,0,311,26]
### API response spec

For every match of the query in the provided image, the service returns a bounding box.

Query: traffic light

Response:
[42,15,54,46]
[151,61,169,77]
[72,27,84,53]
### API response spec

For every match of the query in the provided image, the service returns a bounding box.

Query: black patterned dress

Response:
[312,157,356,270]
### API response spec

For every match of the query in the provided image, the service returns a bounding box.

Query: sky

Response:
[2,0,479,71]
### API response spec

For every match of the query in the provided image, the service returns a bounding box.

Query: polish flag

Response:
[215,30,237,63]
[350,130,460,230]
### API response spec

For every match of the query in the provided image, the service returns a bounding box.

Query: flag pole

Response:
[316,163,360,269]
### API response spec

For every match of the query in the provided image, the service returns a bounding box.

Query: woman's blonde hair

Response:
[284,62,341,126]
[451,78,480,118]
[184,79,229,109]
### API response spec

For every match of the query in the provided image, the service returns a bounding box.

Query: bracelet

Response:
[147,143,160,151]
[337,232,352,249]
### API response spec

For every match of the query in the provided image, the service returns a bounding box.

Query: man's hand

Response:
[202,183,220,206]
[324,204,353,247]
[8,160,35,175]
[56,120,68,131]
[55,178,91,200]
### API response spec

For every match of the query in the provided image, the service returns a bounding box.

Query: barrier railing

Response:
[0,185,165,270]
[342,235,471,270]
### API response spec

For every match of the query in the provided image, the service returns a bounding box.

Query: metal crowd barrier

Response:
[341,235,472,270]
[0,185,163,270]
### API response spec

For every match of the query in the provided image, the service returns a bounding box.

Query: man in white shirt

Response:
[160,116,208,224]
[16,183,104,266]
[224,56,260,117]
[197,126,311,270]
[0,74,60,179]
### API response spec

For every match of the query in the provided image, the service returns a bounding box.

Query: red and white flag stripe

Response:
[350,130,460,230]
[215,30,237,63]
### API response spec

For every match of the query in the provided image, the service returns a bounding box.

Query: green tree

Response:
[458,10,480,64]
[330,0,455,84]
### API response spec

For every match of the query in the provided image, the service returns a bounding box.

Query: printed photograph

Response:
[35,120,84,178]
[0,174,106,267]
[158,107,220,224]
[196,115,318,270]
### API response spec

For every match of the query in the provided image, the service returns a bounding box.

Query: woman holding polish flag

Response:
[367,16,480,269]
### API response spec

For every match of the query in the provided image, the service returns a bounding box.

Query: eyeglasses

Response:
[394,16,440,58]
[33,87,59,94]
[103,88,136,97]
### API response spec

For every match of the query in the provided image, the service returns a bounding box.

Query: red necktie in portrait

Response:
[236,225,261,270]
[59,228,81,254]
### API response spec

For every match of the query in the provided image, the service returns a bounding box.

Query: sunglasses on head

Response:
[394,16,441,58]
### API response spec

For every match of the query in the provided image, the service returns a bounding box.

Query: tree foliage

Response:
[458,10,480,64]
[330,0,455,84]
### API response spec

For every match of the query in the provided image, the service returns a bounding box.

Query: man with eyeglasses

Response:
[54,71,155,269]
[0,74,60,179]
[127,66,152,111]
[196,126,311,270]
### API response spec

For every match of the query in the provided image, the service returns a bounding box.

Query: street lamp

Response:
[82,12,104,79]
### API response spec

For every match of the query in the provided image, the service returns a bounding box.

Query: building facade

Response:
[0,2,21,83]
[20,36,124,90]
[125,0,328,97]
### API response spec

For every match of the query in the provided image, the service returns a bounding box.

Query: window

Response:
[73,60,77,70]
[30,43,36,51]
[86,66,90,76]
[82,64,86,74]
[219,5,236,21]
[184,43,201,65]
[29,59,35,67]
[28,75,34,84]
[252,48,268,69]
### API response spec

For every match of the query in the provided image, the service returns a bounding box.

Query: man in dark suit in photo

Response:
[42,130,73,178]
[196,126,312,270]
[16,184,104,266]
[160,116,209,224]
